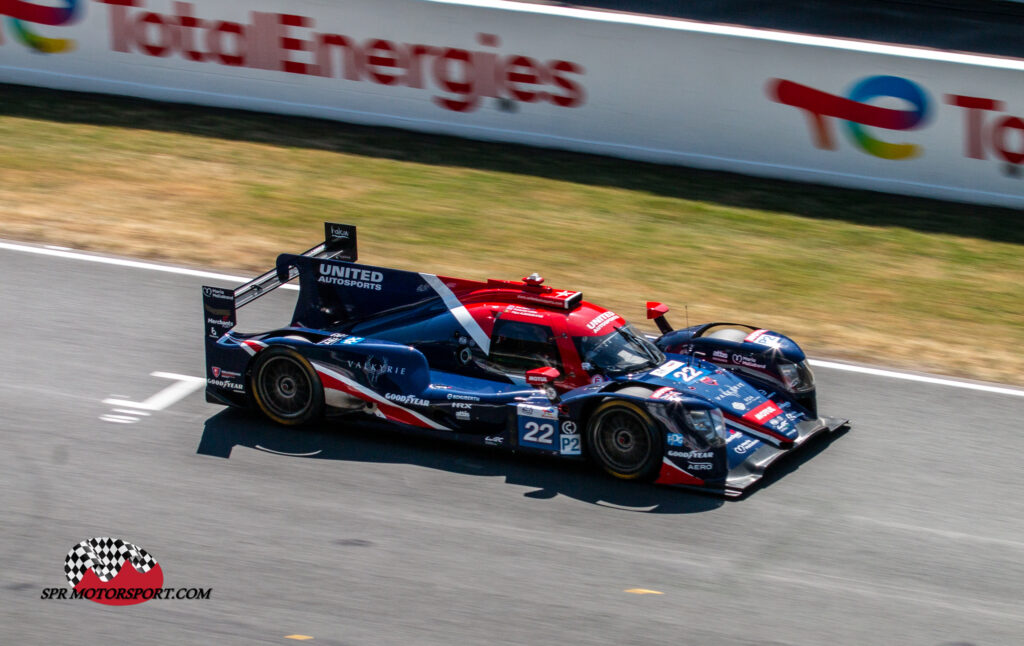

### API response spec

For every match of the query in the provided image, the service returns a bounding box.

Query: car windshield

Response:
[574,324,664,375]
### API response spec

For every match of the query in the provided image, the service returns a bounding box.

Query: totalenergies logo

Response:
[0,0,81,53]
[768,75,931,160]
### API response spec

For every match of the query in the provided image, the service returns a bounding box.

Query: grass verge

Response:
[1,84,1022,385]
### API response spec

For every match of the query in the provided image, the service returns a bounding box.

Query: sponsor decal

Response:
[517,404,558,420]
[484,435,504,445]
[650,360,684,378]
[734,439,759,454]
[384,393,429,407]
[94,2,585,113]
[560,420,576,434]
[667,450,713,459]
[712,350,729,361]
[317,263,384,290]
[210,367,241,379]
[745,400,783,425]
[207,378,243,391]
[590,374,606,384]
[503,304,544,319]
[344,359,406,376]
[714,384,743,402]
[769,75,930,160]
[455,410,470,420]
[731,401,746,411]
[731,353,767,370]
[202,286,233,301]
[526,371,556,385]
[651,386,681,401]
[447,393,480,402]
[318,333,362,346]
[451,402,472,410]
[40,537,211,605]
[699,376,718,386]
[687,462,714,471]
[2,0,81,54]
[666,433,685,447]
[328,224,350,240]
[585,311,618,333]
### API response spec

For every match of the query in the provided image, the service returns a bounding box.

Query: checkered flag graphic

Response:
[64,537,157,587]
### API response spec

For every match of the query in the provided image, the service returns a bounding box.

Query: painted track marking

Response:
[101,372,205,424]
[2,240,1022,398]
[624,588,664,595]
[808,359,1024,397]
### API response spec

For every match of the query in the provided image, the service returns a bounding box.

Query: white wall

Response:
[2,0,1023,207]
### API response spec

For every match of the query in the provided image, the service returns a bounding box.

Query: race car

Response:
[202,223,848,497]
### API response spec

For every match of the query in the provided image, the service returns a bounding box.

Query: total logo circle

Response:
[64,537,163,606]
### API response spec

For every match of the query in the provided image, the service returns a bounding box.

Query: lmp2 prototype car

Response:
[202,223,848,497]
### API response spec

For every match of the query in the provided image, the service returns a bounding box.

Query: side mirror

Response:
[526,366,560,386]
[646,302,673,334]
[525,367,561,403]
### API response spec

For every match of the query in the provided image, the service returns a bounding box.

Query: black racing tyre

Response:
[250,347,324,426]
[586,399,663,481]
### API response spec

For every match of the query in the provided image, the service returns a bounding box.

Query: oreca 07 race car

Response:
[202,223,848,497]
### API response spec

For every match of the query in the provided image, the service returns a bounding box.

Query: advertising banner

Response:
[2,0,1023,207]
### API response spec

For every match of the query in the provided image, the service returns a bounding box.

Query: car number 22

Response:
[522,421,555,444]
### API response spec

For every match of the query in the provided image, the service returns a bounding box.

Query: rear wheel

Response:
[251,347,324,426]
[586,400,663,481]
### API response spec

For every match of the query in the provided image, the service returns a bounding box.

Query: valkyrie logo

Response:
[0,0,82,53]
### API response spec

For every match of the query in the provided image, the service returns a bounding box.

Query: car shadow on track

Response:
[744,425,852,496]
[196,409,727,514]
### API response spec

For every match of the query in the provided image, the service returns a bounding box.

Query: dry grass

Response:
[2,84,1022,386]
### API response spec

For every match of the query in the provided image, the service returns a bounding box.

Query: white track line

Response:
[808,359,1024,398]
[0,240,298,289]
[2,239,1022,398]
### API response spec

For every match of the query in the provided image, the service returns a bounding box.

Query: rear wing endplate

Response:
[202,222,357,340]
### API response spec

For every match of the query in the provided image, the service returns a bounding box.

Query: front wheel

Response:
[586,400,663,481]
[250,347,324,426]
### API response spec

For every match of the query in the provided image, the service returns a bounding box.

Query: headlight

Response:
[779,361,815,393]
[684,408,727,445]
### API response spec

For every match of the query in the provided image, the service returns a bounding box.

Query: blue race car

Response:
[202,223,848,496]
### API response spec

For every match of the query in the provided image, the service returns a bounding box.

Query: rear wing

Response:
[202,222,357,343]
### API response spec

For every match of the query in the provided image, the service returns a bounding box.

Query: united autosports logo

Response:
[768,75,930,160]
[0,0,82,53]
[40,537,211,605]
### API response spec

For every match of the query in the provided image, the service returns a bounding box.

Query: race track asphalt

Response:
[1,242,1023,645]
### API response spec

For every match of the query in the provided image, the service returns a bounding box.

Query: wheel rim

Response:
[256,355,313,420]
[592,408,653,474]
